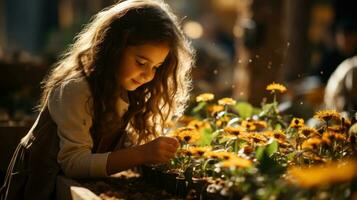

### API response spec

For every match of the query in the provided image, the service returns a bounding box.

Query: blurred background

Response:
[1,0,357,122]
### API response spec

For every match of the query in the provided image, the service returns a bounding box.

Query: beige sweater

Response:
[48,78,128,178]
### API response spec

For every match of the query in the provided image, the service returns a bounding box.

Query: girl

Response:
[1,0,194,199]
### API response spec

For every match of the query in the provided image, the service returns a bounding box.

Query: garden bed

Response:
[58,83,357,200]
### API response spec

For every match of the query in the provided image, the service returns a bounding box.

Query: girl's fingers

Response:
[160,136,179,147]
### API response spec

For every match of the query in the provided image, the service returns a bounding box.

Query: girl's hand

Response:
[142,136,179,164]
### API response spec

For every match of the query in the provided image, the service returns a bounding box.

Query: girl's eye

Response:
[136,60,145,66]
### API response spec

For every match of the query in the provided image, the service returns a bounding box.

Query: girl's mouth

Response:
[132,79,141,85]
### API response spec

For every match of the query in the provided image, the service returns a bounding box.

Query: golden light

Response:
[183,20,203,39]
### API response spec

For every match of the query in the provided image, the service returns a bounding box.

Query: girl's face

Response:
[118,43,170,91]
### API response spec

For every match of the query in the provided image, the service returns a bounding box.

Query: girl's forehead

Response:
[126,43,170,62]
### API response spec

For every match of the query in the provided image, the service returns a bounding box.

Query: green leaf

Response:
[266,140,278,156]
[274,123,282,130]
[287,152,296,161]
[197,128,213,146]
[233,102,254,118]
[192,102,207,113]
[256,145,284,177]
[255,146,265,161]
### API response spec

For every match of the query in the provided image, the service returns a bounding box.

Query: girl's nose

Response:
[140,67,154,81]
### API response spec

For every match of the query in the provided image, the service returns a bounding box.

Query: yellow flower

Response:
[223,126,246,136]
[273,130,286,140]
[184,146,212,157]
[266,82,287,93]
[314,110,341,122]
[187,119,211,132]
[248,133,268,144]
[196,93,214,102]
[241,120,257,131]
[191,146,212,156]
[289,118,304,129]
[219,157,252,169]
[263,130,286,142]
[287,159,357,188]
[218,98,236,106]
[207,105,224,116]
[322,132,346,142]
[302,138,322,150]
[173,127,201,144]
[299,126,319,138]
[205,151,236,160]
[252,120,268,130]
[327,125,344,133]
[215,115,231,127]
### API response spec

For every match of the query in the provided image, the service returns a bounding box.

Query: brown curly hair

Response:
[39,0,194,152]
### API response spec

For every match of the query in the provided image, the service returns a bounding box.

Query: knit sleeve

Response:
[48,78,110,178]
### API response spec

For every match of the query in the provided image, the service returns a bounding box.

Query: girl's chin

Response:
[125,85,140,91]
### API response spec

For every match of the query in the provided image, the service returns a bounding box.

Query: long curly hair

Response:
[39,0,194,152]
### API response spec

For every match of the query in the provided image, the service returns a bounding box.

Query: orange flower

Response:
[289,118,304,129]
[287,159,357,188]
[314,110,341,122]
[263,130,287,145]
[327,125,344,133]
[216,115,231,127]
[219,157,252,169]
[252,120,268,130]
[207,105,224,116]
[249,133,268,144]
[322,132,346,142]
[205,151,236,160]
[187,119,211,132]
[266,82,287,93]
[172,127,201,144]
[224,126,246,136]
[196,93,214,102]
[183,146,212,157]
[218,98,236,106]
[241,120,257,131]
[299,126,319,138]
[302,138,322,150]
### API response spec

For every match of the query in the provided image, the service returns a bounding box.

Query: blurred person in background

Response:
[325,55,357,112]
[312,18,357,84]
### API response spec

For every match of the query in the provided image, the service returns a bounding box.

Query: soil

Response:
[78,170,181,200]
